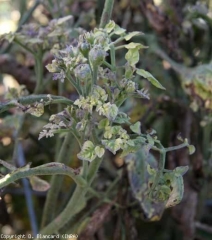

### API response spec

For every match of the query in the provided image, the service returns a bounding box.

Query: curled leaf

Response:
[29,176,50,192]
[130,122,141,135]
[125,49,139,66]
[105,20,116,33]
[113,25,126,35]
[77,141,97,162]
[188,145,195,155]
[175,166,189,176]
[124,31,144,41]
[26,103,44,117]
[101,138,123,155]
[136,69,166,90]
[125,42,147,49]
[94,146,105,158]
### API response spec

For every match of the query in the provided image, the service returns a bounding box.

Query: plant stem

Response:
[55,78,65,158]
[165,142,189,152]
[99,0,114,28]
[82,161,88,179]
[87,157,102,184]
[66,75,81,95]
[41,132,74,228]
[93,66,98,85]
[103,60,113,69]
[110,44,116,71]
[37,157,102,237]
[13,39,34,54]
[34,52,44,94]
[0,162,86,189]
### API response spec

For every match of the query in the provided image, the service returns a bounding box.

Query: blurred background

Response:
[0,0,212,239]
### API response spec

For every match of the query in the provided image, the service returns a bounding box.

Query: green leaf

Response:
[147,134,154,145]
[104,126,113,139]
[94,146,105,158]
[174,166,189,176]
[125,64,135,78]
[113,25,126,35]
[105,103,119,121]
[130,122,141,134]
[136,69,166,90]
[98,118,109,129]
[105,20,116,33]
[124,42,147,49]
[125,43,148,66]
[29,176,50,192]
[125,49,139,66]
[134,136,146,145]
[121,145,139,157]
[114,113,131,124]
[102,138,123,154]
[188,145,195,155]
[77,141,97,162]
[124,31,144,41]
[111,126,122,135]
[120,139,139,157]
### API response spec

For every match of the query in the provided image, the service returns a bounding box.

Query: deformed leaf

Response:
[125,43,148,66]
[134,136,146,145]
[130,122,141,134]
[105,20,116,33]
[101,138,123,154]
[77,141,97,162]
[125,42,147,49]
[188,145,195,155]
[29,176,50,192]
[136,69,166,90]
[105,103,118,121]
[26,103,44,117]
[174,166,189,176]
[147,134,154,145]
[124,31,144,41]
[120,140,139,157]
[125,64,135,79]
[98,118,109,129]
[125,49,139,66]
[103,127,113,139]
[164,171,184,208]
[114,113,131,124]
[113,25,126,35]
[94,146,105,158]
